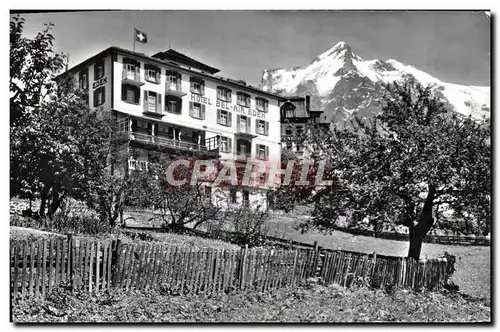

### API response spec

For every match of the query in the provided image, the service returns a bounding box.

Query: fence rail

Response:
[317,224,490,246]
[10,235,452,301]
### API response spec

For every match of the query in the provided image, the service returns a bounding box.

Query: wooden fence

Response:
[10,236,452,301]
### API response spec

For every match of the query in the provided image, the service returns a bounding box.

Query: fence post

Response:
[111,239,122,287]
[239,244,248,290]
[312,242,320,278]
[371,252,377,283]
[67,234,73,290]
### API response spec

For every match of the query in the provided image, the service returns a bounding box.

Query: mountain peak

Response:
[317,41,359,62]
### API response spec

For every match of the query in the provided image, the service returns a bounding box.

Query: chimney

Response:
[305,95,310,112]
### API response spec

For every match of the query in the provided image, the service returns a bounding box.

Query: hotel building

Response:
[63,46,284,210]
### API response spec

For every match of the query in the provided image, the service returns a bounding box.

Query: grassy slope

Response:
[12,284,490,323]
[263,213,491,300]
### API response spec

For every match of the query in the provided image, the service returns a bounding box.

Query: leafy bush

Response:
[10,213,112,236]
[227,207,269,247]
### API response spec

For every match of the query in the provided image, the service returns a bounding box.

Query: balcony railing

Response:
[122,69,144,86]
[128,159,149,171]
[235,126,257,138]
[235,153,252,162]
[131,132,213,153]
[165,82,186,97]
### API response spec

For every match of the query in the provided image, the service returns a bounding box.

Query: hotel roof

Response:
[152,49,220,75]
[59,46,287,100]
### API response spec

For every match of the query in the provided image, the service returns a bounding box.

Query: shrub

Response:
[227,207,269,247]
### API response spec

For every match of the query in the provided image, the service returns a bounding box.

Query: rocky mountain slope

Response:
[261,42,490,127]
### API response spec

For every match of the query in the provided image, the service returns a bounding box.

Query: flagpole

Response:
[133,26,136,52]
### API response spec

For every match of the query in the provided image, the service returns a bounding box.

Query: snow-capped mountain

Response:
[261,42,490,127]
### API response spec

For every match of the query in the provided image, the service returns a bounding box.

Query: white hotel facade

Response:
[65,46,285,210]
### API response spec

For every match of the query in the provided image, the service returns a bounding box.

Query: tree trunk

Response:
[407,185,436,260]
[48,191,65,219]
[39,186,51,217]
[408,227,425,260]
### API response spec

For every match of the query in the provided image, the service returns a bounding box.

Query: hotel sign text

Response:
[190,93,266,119]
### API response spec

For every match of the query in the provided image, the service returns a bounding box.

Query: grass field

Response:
[262,213,491,300]
[12,284,490,323]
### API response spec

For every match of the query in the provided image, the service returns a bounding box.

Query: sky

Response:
[13,10,491,87]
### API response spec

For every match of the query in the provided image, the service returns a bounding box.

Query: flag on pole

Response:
[134,28,148,44]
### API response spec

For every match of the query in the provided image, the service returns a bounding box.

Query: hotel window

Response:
[217,86,232,102]
[190,77,205,95]
[94,60,105,80]
[166,71,181,91]
[78,68,88,90]
[256,144,269,160]
[123,58,140,80]
[166,96,182,114]
[256,119,269,136]
[121,84,140,104]
[237,92,251,108]
[286,109,294,118]
[217,109,232,127]
[147,91,157,111]
[285,127,293,135]
[145,65,160,84]
[285,142,293,150]
[237,115,250,133]
[143,90,161,113]
[93,86,105,107]
[237,139,251,156]
[219,136,232,153]
[256,97,269,112]
[189,101,205,120]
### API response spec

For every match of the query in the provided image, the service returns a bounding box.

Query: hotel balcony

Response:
[234,153,252,163]
[165,82,187,97]
[117,115,220,156]
[130,132,220,156]
[235,126,257,139]
[122,69,145,87]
